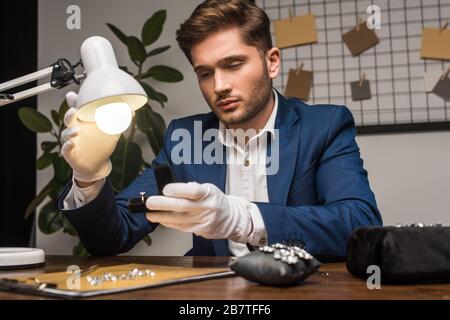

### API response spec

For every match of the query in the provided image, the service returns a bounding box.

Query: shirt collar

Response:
[218,89,278,147]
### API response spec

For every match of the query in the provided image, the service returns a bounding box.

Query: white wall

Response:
[357,131,450,226]
[36,0,450,255]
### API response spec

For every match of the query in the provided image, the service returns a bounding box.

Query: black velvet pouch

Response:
[229,244,322,286]
[346,225,450,283]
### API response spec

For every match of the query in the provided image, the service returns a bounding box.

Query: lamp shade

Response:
[75,36,148,122]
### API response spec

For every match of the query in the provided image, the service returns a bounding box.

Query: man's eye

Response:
[197,71,211,79]
[199,72,211,78]
[228,63,242,69]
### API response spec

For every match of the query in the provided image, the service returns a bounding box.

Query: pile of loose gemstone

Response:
[86,268,156,287]
[259,243,313,265]
[395,223,442,228]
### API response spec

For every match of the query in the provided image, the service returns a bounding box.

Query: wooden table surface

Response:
[1,255,450,300]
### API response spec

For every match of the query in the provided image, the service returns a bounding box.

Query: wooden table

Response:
[1,255,450,300]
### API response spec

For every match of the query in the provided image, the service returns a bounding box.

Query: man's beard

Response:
[206,65,273,126]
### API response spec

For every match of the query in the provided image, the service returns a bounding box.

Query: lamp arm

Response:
[0,58,85,107]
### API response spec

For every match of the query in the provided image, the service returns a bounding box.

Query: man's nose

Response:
[214,71,232,95]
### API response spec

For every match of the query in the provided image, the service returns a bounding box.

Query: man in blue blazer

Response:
[58,0,382,260]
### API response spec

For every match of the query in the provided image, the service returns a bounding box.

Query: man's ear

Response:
[265,47,281,80]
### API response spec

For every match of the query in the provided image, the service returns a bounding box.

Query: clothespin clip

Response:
[359,72,366,87]
[441,67,450,80]
[296,62,304,76]
[439,21,448,34]
[356,17,364,31]
[288,7,294,22]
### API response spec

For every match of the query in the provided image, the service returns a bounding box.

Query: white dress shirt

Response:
[63,90,278,257]
[218,91,278,256]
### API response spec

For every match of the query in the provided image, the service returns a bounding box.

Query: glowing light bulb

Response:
[94,102,132,134]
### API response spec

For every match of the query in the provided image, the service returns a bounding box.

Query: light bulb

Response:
[94,102,132,134]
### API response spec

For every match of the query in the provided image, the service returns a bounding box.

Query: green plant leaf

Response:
[147,45,170,57]
[136,105,166,155]
[38,201,63,235]
[48,178,66,201]
[18,107,53,133]
[145,65,183,82]
[141,10,166,46]
[110,136,142,190]
[126,36,147,64]
[143,234,152,246]
[41,141,58,153]
[25,180,53,218]
[73,241,89,256]
[52,156,72,182]
[62,215,78,236]
[51,110,60,126]
[37,152,58,170]
[139,82,167,108]
[58,100,69,121]
[106,23,129,45]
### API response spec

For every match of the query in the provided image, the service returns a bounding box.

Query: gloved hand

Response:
[145,182,254,242]
[61,91,120,183]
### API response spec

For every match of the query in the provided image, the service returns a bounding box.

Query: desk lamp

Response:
[0,36,148,269]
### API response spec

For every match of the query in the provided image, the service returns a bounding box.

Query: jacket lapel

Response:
[266,92,301,205]
[195,115,227,190]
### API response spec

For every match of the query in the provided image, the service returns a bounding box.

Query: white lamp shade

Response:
[75,36,148,122]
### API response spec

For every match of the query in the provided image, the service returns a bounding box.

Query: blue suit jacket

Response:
[58,92,382,259]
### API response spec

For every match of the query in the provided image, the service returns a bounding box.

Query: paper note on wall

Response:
[284,68,313,101]
[273,13,318,49]
[432,78,450,101]
[424,70,443,92]
[342,22,379,56]
[420,27,450,61]
[351,80,372,101]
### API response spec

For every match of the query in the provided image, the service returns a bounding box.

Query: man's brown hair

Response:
[176,0,272,62]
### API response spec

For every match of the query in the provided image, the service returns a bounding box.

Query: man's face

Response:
[190,27,274,126]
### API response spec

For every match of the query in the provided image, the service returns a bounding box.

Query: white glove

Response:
[61,91,120,183]
[146,182,254,242]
